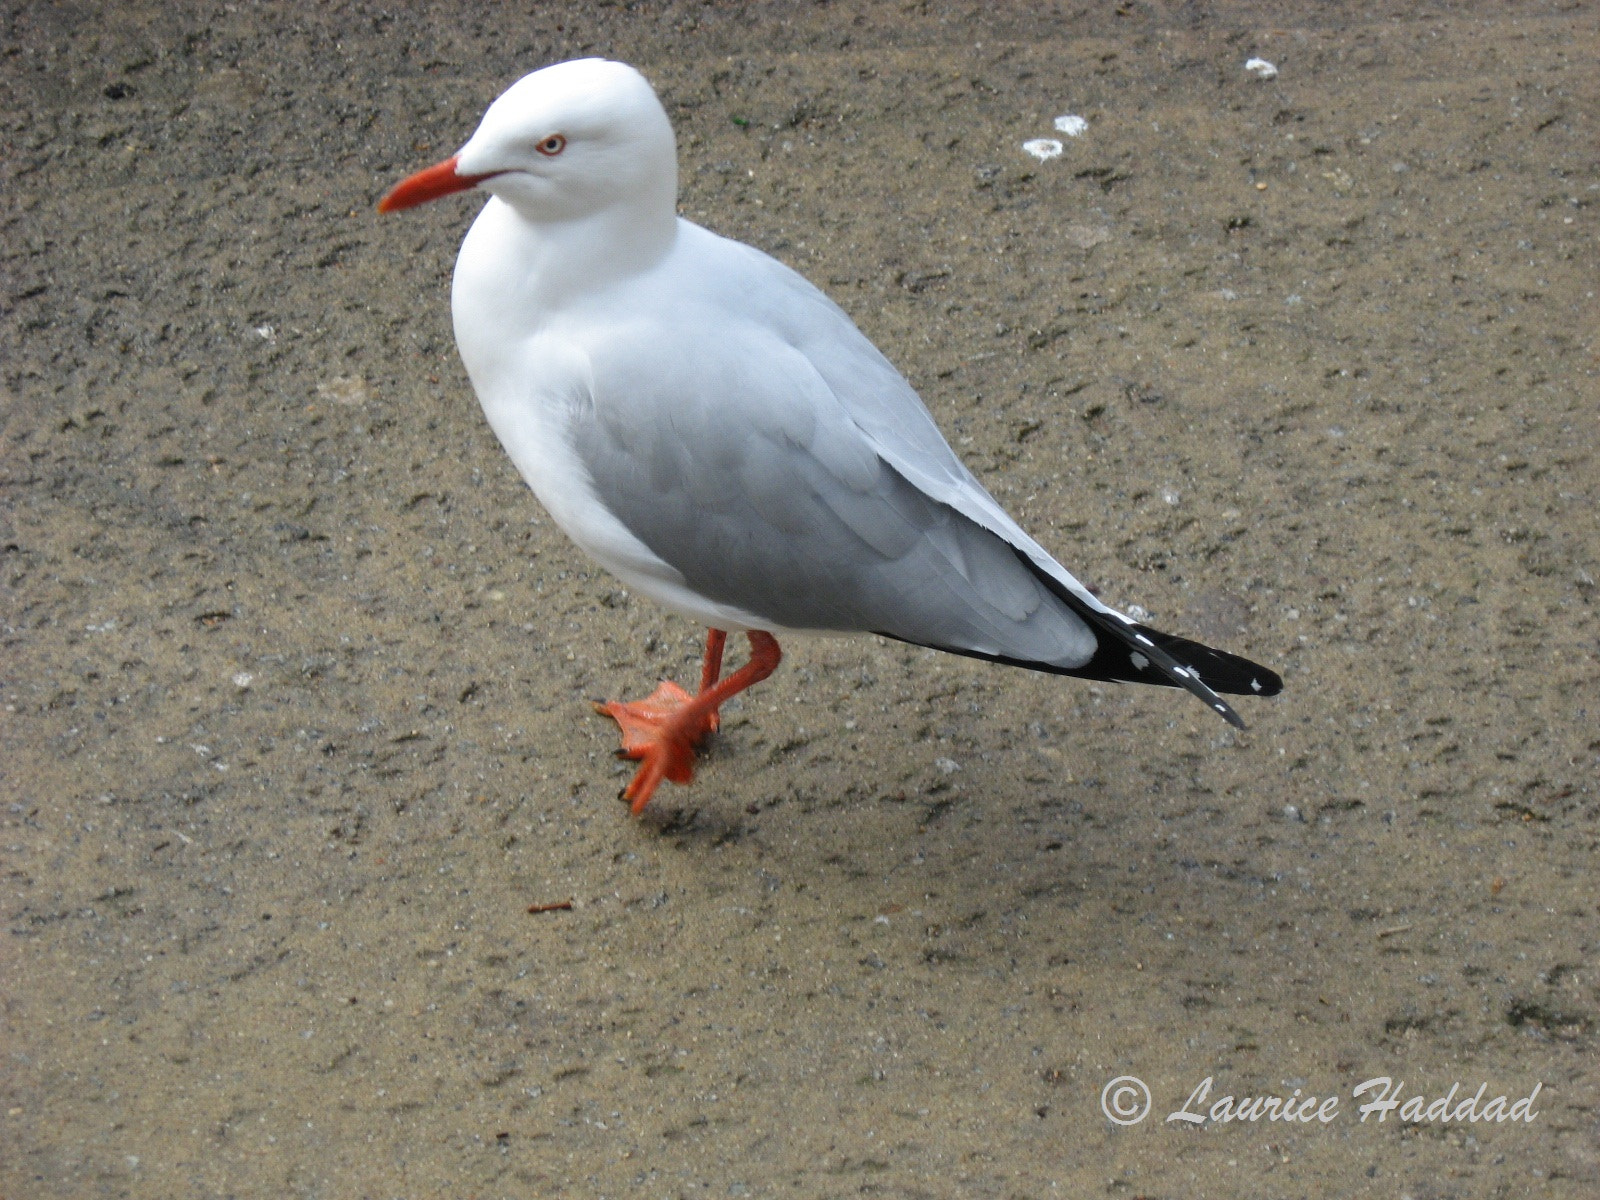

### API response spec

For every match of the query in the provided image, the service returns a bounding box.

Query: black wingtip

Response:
[1136,626,1283,699]
[1008,548,1281,725]
[876,550,1281,728]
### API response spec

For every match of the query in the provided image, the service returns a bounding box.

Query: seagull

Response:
[379,58,1282,813]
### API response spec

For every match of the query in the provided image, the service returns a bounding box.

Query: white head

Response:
[380,59,677,226]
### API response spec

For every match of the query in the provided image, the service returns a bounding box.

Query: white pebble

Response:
[1245,57,1278,79]
[1022,138,1063,161]
[1053,114,1088,137]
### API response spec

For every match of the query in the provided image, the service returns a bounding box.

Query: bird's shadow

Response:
[631,798,750,845]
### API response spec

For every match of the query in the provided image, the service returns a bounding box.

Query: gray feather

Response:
[567,278,1099,668]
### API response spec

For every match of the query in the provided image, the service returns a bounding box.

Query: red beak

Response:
[378,155,499,212]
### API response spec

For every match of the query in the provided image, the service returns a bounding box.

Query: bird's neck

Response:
[452,197,679,402]
[469,195,677,313]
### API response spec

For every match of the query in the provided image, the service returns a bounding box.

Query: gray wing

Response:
[712,231,1105,602]
[571,229,1279,725]
[569,311,1100,669]
[694,234,1280,722]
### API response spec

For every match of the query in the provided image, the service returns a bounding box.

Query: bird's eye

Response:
[536,134,566,157]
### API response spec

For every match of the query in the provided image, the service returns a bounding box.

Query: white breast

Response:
[451,201,771,631]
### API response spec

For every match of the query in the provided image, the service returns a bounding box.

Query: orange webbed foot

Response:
[593,681,718,813]
[591,630,782,816]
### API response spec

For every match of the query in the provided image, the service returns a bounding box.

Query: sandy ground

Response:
[3,1,1597,1196]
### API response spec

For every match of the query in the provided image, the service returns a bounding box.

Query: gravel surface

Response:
[4,2,1596,1195]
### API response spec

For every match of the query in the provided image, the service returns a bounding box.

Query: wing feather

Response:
[551,221,1280,724]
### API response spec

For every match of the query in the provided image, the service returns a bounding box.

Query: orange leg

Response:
[699,628,727,731]
[593,630,781,814]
